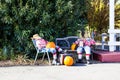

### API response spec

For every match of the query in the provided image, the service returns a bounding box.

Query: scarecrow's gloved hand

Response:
[56,46,63,52]
[58,48,62,52]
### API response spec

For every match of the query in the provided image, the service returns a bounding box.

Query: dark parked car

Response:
[55,36,79,50]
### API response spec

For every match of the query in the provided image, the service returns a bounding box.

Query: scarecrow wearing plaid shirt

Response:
[74,37,95,64]
[32,34,62,65]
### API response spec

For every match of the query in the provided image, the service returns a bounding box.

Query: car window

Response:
[67,38,78,46]
[56,40,69,48]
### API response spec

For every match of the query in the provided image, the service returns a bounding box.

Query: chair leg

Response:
[47,52,51,65]
[41,52,46,62]
[34,52,39,65]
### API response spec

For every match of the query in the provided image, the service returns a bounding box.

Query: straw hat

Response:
[32,34,42,39]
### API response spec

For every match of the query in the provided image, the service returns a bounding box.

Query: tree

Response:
[47,0,88,38]
[115,2,120,29]
[0,0,88,59]
[86,0,109,33]
[87,0,120,34]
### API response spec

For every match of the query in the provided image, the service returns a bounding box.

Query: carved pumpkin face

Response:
[46,42,56,48]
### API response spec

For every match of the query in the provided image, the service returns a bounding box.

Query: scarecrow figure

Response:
[74,37,95,64]
[32,34,62,65]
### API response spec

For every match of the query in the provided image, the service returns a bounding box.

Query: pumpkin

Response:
[64,56,74,66]
[71,43,77,50]
[46,42,56,48]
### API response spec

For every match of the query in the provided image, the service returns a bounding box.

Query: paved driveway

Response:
[0,63,120,80]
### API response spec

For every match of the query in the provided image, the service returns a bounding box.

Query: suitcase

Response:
[59,53,73,65]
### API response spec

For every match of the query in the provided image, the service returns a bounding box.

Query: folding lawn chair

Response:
[32,39,51,65]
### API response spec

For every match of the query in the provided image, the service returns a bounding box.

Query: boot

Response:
[85,54,92,64]
[76,59,84,63]
[52,59,57,65]
[77,53,83,63]
[86,60,92,64]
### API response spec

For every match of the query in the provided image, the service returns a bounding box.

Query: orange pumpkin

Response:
[46,42,56,48]
[64,56,74,66]
[71,43,76,50]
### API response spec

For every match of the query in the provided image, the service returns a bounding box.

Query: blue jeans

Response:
[41,48,56,54]
[77,46,91,54]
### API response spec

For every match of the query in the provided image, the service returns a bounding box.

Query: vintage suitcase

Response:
[59,53,74,65]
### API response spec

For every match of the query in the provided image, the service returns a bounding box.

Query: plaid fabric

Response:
[75,38,95,47]
[36,38,48,50]
[75,39,84,47]
[84,38,95,46]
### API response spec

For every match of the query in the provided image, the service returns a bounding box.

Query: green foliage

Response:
[87,0,120,34]
[0,0,88,60]
[0,45,15,60]
[86,0,109,33]
[115,3,120,28]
